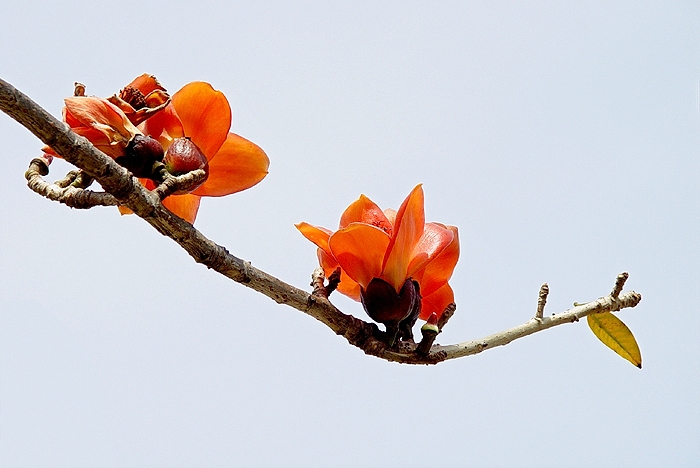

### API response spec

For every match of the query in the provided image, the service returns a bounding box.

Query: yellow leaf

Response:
[587,311,642,368]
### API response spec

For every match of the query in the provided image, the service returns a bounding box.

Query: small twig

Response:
[74,82,85,97]
[416,312,440,356]
[310,267,341,299]
[535,283,549,320]
[325,268,341,296]
[70,170,94,189]
[437,303,456,331]
[311,267,327,297]
[54,170,79,188]
[25,158,119,209]
[611,272,628,299]
[151,167,208,200]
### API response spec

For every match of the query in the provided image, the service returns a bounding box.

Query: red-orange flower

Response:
[46,75,269,225]
[136,80,270,224]
[296,185,459,341]
[107,74,170,126]
[60,95,142,158]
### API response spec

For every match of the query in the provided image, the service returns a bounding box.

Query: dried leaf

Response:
[587,311,642,368]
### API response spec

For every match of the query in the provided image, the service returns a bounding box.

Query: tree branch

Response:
[0,77,643,364]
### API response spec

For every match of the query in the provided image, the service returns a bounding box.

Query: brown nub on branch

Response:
[437,303,456,331]
[310,267,341,299]
[535,283,549,319]
[611,272,629,299]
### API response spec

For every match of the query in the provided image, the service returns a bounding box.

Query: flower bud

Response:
[360,277,421,345]
[115,135,164,178]
[164,137,210,179]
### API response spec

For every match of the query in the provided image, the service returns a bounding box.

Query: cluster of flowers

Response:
[47,74,459,342]
[45,74,270,224]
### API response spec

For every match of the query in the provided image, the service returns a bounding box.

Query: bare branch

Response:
[437,289,642,360]
[0,77,644,365]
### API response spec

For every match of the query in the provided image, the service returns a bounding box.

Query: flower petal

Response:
[70,126,127,158]
[64,96,129,129]
[127,74,166,96]
[383,208,397,225]
[382,185,425,292]
[407,223,455,280]
[415,225,459,297]
[141,104,184,149]
[339,194,393,234]
[162,193,201,224]
[191,133,269,197]
[419,282,455,320]
[171,82,231,159]
[64,97,140,155]
[329,222,390,289]
[295,222,333,255]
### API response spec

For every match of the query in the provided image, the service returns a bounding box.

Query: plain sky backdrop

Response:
[1,1,698,466]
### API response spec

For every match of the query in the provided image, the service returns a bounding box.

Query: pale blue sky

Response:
[1,1,698,466]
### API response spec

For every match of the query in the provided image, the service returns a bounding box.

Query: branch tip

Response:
[535,283,549,319]
[437,303,456,331]
[611,272,629,299]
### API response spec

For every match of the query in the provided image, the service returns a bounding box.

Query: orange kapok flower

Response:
[45,82,166,177]
[61,95,142,158]
[107,74,170,126]
[135,81,270,224]
[296,185,459,343]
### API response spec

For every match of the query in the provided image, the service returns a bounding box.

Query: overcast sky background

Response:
[0,1,698,466]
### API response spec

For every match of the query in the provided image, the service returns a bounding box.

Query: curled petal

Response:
[339,194,392,234]
[407,222,455,280]
[191,133,269,197]
[329,223,391,290]
[419,282,455,320]
[296,222,333,256]
[108,75,170,126]
[416,225,459,297]
[162,193,201,224]
[64,97,140,156]
[127,74,166,96]
[382,184,425,292]
[64,96,134,131]
[171,82,231,159]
